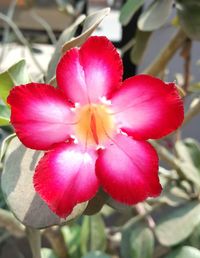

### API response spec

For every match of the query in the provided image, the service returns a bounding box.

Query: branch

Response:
[0,0,17,64]
[181,38,192,92]
[150,141,191,181]
[26,227,41,258]
[142,29,187,76]
[150,141,180,171]
[183,97,200,126]
[31,11,57,45]
[0,208,25,237]
[44,227,69,258]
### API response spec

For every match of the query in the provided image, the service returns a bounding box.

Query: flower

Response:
[7,36,184,218]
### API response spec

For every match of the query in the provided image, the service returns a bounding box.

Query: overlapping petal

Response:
[7,83,75,150]
[56,36,123,104]
[96,134,162,205]
[111,75,184,140]
[34,142,99,218]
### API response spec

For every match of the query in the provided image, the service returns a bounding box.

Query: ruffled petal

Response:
[34,142,99,218]
[96,134,162,205]
[111,75,184,140]
[56,36,123,104]
[7,83,75,150]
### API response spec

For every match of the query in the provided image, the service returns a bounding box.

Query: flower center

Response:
[75,104,115,146]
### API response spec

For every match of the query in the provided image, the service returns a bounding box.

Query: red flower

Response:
[7,36,184,218]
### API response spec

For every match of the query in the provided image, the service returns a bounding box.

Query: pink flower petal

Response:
[34,143,99,218]
[7,83,75,150]
[56,48,89,104]
[111,75,184,140]
[96,134,162,205]
[56,36,123,104]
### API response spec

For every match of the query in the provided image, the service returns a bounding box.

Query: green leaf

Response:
[0,104,10,126]
[82,251,110,258]
[0,133,15,162]
[164,246,200,258]
[1,137,87,228]
[189,223,200,249]
[106,197,131,212]
[155,201,200,246]
[0,60,30,104]
[158,186,189,207]
[0,72,13,104]
[138,0,173,31]
[130,30,152,65]
[119,0,144,26]
[8,60,30,85]
[176,0,200,41]
[80,214,106,255]
[46,15,86,82]
[121,221,143,258]
[41,248,58,258]
[62,224,82,258]
[130,227,154,258]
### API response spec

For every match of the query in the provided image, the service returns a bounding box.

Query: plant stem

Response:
[135,203,155,229]
[44,226,69,258]
[26,227,41,258]
[142,29,187,76]
[0,12,45,74]
[122,203,162,231]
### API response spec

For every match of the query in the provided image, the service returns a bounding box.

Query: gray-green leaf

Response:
[46,15,85,82]
[176,0,200,41]
[176,138,200,170]
[62,8,110,54]
[41,248,58,258]
[130,29,152,65]
[175,139,200,188]
[138,0,173,31]
[82,251,110,258]
[47,8,110,82]
[155,201,200,246]
[61,224,81,258]
[130,227,154,258]
[1,137,87,229]
[164,246,200,258]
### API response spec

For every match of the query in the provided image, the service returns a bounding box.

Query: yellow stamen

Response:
[75,104,115,146]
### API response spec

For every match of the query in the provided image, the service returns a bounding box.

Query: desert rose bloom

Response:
[7,36,184,218]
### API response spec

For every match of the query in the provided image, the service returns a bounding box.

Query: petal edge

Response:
[96,134,162,205]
